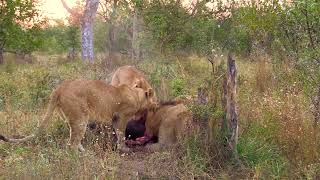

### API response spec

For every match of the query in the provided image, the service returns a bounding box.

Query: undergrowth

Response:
[0,53,319,179]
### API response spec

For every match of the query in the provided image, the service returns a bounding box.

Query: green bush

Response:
[28,73,58,109]
[237,122,288,178]
[169,77,187,97]
[0,65,63,111]
[188,103,215,121]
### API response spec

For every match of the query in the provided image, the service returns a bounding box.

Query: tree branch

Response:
[300,6,316,49]
[60,0,76,14]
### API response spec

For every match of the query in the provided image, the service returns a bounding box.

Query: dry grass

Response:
[237,54,320,178]
[0,53,319,179]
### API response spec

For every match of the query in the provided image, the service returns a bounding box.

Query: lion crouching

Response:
[146,102,192,150]
[123,101,193,151]
[0,80,152,152]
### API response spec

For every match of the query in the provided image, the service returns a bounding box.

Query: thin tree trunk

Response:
[0,48,3,64]
[107,21,115,52]
[81,20,95,62]
[221,76,228,134]
[106,0,118,53]
[221,54,239,155]
[220,54,242,166]
[132,7,141,60]
[61,0,99,63]
[313,85,320,127]
[81,0,99,63]
[226,54,238,151]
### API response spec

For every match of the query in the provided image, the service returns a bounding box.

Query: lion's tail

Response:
[0,90,60,143]
[0,133,35,143]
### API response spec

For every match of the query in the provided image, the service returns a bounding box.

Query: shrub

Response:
[169,77,187,97]
[237,122,288,178]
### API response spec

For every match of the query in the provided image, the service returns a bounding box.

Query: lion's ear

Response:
[147,88,154,98]
[144,89,154,100]
[134,80,142,88]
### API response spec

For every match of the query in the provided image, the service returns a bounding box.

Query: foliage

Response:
[169,77,187,97]
[0,53,319,178]
[143,0,216,54]
[41,22,80,55]
[0,0,320,178]
[237,122,287,178]
[93,19,107,53]
[188,103,215,122]
[0,66,59,111]
[212,0,320,123]
[276,0,320,124]
[0,0,45,61]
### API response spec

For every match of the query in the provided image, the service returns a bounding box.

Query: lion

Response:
[110,65,157,103]
[146,102,192,149]
[121,100,193,150]
[0,80,152,152]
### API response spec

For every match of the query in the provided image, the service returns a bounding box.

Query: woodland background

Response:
[0,0,319,179]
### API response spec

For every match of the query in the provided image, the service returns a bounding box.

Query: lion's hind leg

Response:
[68,117,88,152]
[62,105,89,152]
[59,96,90,152]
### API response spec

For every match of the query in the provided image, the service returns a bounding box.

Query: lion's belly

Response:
[87,106,113,124]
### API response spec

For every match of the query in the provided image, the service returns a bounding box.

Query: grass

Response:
[0,52,319,179]
[237,122,287,178]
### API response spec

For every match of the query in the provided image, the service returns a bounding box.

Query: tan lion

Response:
[110,65,157,103]
[0,80,152,151]
[146,102,192,149]
[122,101,193,151]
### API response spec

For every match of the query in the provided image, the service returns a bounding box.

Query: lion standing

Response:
[0,80,152,151]
[110,65,157,103]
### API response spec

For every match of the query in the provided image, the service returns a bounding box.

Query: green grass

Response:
[0,53,318,179]
[237,122,288,178]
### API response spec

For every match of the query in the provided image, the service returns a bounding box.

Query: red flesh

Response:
[125,133,153,147]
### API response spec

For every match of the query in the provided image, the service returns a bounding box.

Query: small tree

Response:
[66,25,80,59]
[0,0,44,64]
[277,0,320,126]
[99,0,119,53]
[65,3,81,59]
[61,0,99,62]
[143,0,215,55]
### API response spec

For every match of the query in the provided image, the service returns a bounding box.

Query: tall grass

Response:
[237,55,320,178]
[0,53,318,178]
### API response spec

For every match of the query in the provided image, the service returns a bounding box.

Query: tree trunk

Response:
[61,0,99,63]
[107,21,116,52]
[226,54,238,151]
[313,85,320,127]
[221,54,238,153]
[81,21,93,62]
[106,0,118,53]
[132,7,141,60]
[221,76,228,133]
[0,41,4,64]
[0,48,3,64]
[81,0,99,63]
